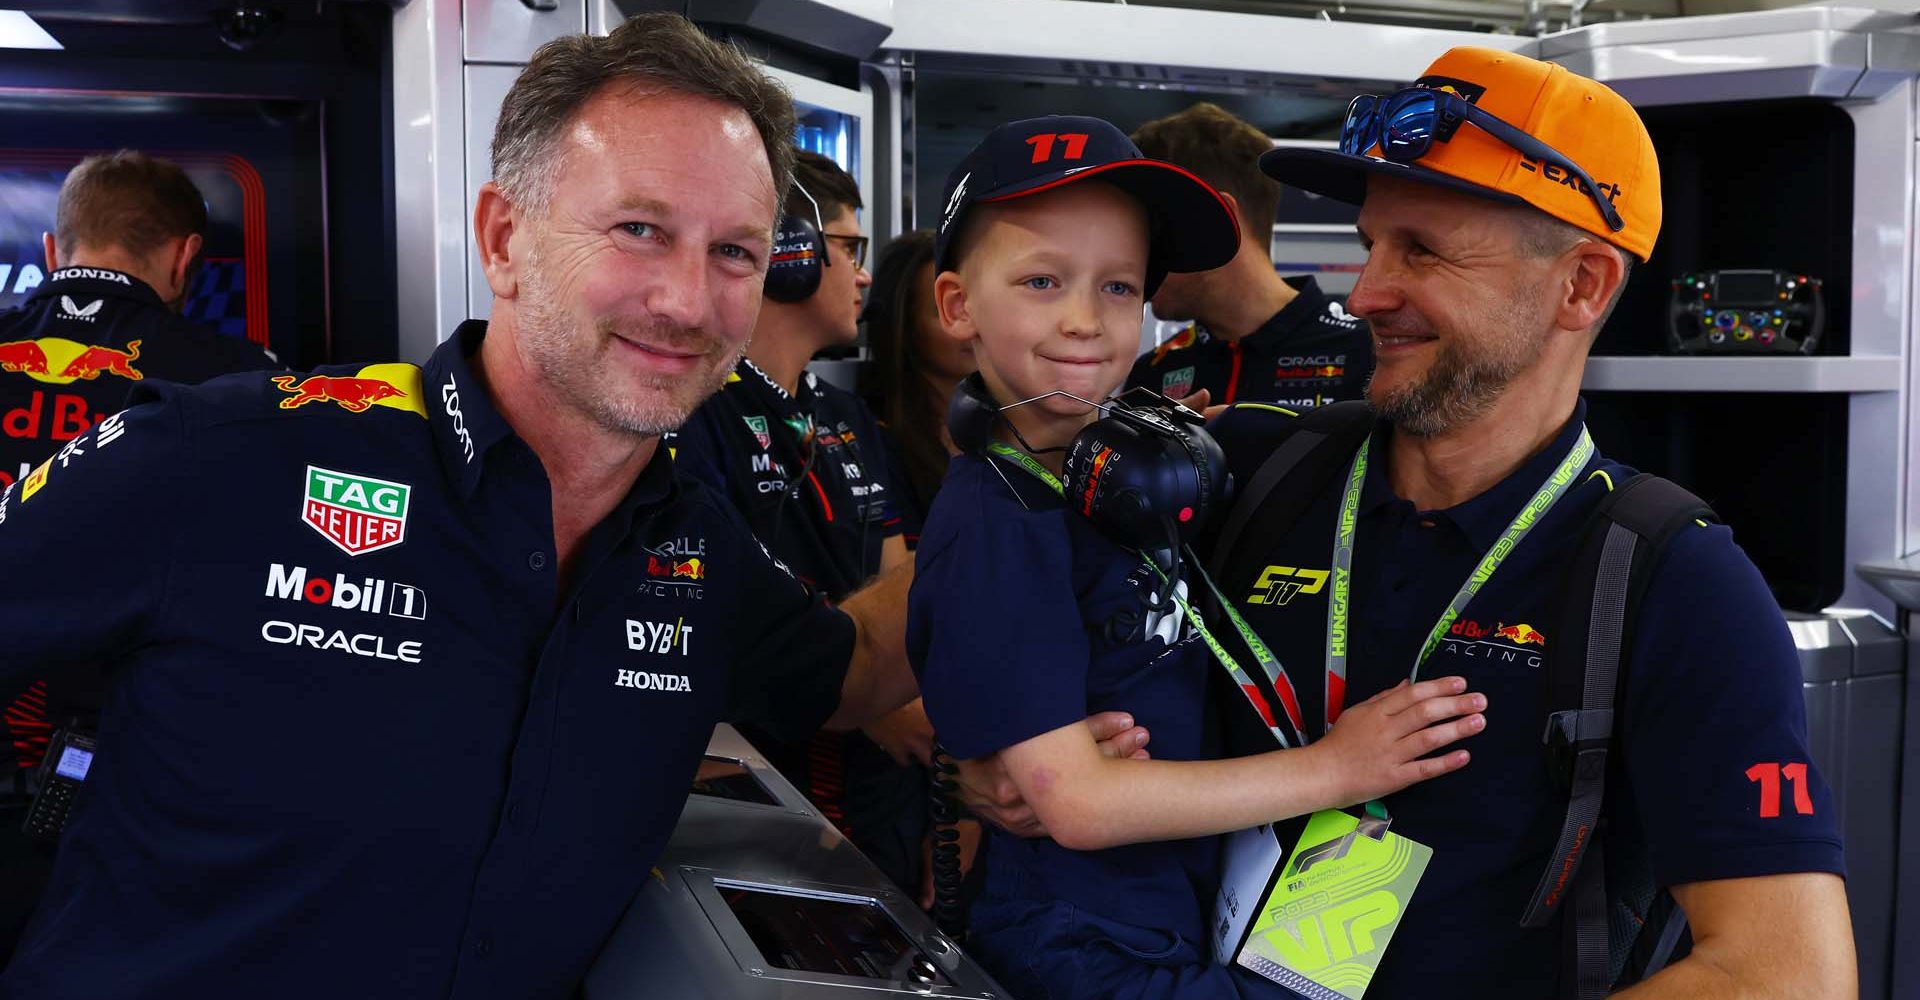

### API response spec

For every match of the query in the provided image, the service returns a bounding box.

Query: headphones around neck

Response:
[765,181,831,304]
[947,372,1233,558]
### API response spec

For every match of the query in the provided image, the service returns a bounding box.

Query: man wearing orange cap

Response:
[956,47,1856,1000]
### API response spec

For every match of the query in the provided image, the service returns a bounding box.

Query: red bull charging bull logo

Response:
[274,375,407,413]
[0,338,143,384]
[1494,623,1547,647]
[271,364,430,418]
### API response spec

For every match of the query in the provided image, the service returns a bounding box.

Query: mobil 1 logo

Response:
[266,563,427,620]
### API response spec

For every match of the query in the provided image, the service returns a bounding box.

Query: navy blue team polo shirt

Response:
[908,453,1220,946]
[1125,277,1373,409]
[1205,401,1844,998]
[670,358,912,598]
[0,320,854,999]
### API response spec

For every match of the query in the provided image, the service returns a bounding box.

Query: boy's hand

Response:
[1309,677,1484,806]
[955,711,1149,837]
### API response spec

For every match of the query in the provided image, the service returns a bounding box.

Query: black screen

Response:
[1712,271,1778,304]
[690,756,779,805]
[722,885,949,985]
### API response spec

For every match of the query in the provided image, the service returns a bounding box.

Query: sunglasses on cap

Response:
[1339,87,1625,234]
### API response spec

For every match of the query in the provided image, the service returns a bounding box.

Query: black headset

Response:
[947,372,1232,559]
[765,182,830,304]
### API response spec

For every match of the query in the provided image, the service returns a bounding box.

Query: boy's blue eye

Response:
[1024,276,1057,291]
[1104,281,1138,297]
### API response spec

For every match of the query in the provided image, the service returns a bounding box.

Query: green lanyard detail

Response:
[984,442,1309,748]
[1322,427,1593,725]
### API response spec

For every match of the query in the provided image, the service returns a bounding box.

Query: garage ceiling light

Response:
[0,11,60,50]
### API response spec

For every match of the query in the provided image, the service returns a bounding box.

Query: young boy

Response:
[907,116,1487,999]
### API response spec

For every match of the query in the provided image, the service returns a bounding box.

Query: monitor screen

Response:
[720,884,949,986]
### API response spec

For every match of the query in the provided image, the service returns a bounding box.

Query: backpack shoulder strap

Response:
[1520,472,1715,1000]
[1205,400,1373,590]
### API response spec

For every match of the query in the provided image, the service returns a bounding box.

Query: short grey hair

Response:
[490,13,797,215]
[1515,210,1636,333]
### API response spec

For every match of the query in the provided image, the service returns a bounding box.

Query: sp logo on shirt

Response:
[1246,566,1330,606]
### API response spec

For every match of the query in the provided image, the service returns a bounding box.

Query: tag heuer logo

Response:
[743,415,771,450]
[1162,366,1196,399]
[302,466,410,556]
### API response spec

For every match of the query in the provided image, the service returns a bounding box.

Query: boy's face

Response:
[938,182,1150,422]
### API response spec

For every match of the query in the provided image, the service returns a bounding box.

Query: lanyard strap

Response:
[984,443,1309,747]
[1321,427,1594,726]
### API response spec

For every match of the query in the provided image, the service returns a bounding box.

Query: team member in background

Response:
[669,151,934,894]
[0,17,933,998]
[911,115,1486,1000]
[861,228,971,518]
[0,150,278,963]
[1124,103,1371,408]
[0,150,277,488]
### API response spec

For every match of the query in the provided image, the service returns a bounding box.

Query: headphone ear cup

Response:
[946,372,1000,456]
[765,211,824,303]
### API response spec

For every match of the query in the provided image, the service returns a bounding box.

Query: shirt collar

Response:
[1239,276,1327,351]
[421,320,525,498]
[739,357,816,408]
[30,267,166,309]
[1362,399,1591,550]
[421,320,677,519]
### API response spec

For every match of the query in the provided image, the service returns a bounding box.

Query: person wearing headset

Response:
[668,150,933,894]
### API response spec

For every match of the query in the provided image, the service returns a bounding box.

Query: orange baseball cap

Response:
[1262,47,1661,261]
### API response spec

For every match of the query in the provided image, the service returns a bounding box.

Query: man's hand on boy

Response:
[864,698,936,767]
[956,711,1150,837]
[1170,388,1230,423]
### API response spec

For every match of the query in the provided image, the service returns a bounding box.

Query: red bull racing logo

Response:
[0,337,143,384]
[640,537,707,600]
[1440,619,1546,668]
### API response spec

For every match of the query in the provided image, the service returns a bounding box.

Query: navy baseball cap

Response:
[933,115,1241,298]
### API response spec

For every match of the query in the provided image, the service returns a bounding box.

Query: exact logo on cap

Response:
[1408,48,1659,260]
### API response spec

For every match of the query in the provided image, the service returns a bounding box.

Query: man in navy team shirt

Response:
[962,46,1854,999]
[1124,103,1372,410]
[671,150,935,894]
[0,15,942,999]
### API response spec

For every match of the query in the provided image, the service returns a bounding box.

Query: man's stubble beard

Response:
[1367,285,1546,438]
[515,246,743,438]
